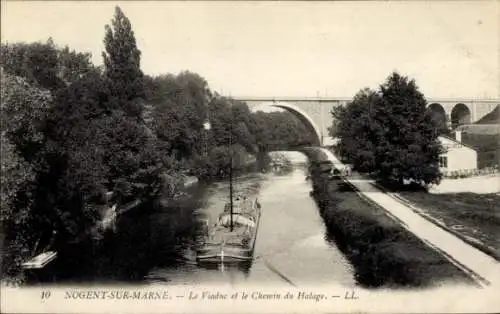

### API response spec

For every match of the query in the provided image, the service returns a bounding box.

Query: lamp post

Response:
[203,119,211,156]
[229,115,234,232]
[203,92,212,156]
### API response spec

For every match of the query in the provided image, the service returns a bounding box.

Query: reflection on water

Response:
[144,152,355,287]
[28,152,356,287]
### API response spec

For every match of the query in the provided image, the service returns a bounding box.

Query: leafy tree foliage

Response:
[1,39,96,93]
[0,132,36,280]
[0,70,50,279]
[147,72,210,161]
[56,46,97,86]
[330,88,382,171]
[102,6,145,118]
[251,110,316,151]
[0,69,51,163]
[147,73,317,181]
[0,5,318,280]
[331,72,443,186]
[87,114,164,202]
[37,9,162,242]
[1,7,164,250]
[1,39,62,92]
[0,133,35,225]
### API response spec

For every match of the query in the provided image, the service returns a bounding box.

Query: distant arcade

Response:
[237,96,499,147]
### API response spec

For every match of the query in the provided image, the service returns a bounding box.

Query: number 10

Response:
[41,291,51,299]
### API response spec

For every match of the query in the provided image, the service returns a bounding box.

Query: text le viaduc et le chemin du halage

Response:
[39,289,360,303]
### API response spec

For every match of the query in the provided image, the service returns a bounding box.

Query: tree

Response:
[251,110,316,152]
[0,132,37,279]
[249,111,273,152]
[102,6,145,118]
[1,40,98,96]
[331,72,443,187]
[31,59,110,238]
[330,88,383,171]
[0,69,51,163]
[0,39,64,92]
[100,7,165,202]
[56,46,96,86]
[0,70,51,279]
[150,72,210,161]
[88,113,163,201]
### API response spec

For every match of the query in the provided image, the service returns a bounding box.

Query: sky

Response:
[1,1,499,99]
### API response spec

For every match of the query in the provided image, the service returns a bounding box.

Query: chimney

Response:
[455,130,462,143]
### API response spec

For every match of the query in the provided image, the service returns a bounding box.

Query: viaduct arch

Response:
[269,101,323,147]
[243,97,499,147]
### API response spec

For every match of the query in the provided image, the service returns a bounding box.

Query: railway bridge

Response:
[235,96,499,146]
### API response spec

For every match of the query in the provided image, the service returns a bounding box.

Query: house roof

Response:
[439,135,477,151]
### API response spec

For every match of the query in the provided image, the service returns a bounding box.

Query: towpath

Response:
[319,148,500,288]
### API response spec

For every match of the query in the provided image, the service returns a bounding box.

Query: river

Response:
[35,152,355,287]
[145,151,354,287]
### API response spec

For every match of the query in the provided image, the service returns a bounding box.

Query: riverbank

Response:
[15,171,270,285]
[302,148,474,289]
[395,190,500,261]
[16,189,205,285]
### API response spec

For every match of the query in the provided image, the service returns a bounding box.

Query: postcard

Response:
[1,1,499,313]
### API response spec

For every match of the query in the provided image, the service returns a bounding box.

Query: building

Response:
[438,131,478,174]
[330,132,477,175]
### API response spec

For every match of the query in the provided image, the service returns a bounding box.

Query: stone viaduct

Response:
[235,96,499,146]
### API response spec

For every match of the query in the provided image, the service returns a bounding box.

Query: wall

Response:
[439,137,478,172]
[444,147,477,172]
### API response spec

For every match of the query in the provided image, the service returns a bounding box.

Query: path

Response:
[320,148,500,288]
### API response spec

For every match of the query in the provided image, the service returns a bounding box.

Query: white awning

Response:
[219,214,255,228]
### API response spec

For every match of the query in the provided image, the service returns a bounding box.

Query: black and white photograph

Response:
[1,1,499,313]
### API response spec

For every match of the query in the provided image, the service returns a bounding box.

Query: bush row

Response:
[305,151,473,288]
[442,166,499,179]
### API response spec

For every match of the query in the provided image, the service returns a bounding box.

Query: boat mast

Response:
[229,97,234,232]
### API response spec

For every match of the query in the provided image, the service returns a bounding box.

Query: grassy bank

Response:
[304,150,474,289]
[398,192,500,261]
